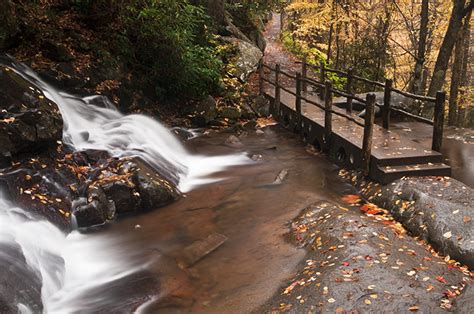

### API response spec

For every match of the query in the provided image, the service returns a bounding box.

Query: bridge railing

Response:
[259,60,446,154]
[260,62,377,175]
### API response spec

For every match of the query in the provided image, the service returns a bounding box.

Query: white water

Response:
[0,196,148,313]
[0,60,249,312]
[7,61,249,192]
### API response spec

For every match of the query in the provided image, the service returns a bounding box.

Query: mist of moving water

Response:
[0,58,249,312]
[6,59,249,192]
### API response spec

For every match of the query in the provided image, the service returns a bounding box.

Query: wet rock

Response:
[346,173,474,269]
[223,37,263,82]
[42,39,75,62]
[133,159,179,211]
[0,243,43,313]
[0,65,63,155]
[251,95,271,117]
[224,15,253,44]
[243,119,257,130]
[256,129,265,135]
[456,284,474,313]
[261,201,470,313]
[73,188,115,228]
[191,95,218,126]
[249,29,266,52]
[224,135,243,148]
[272,169,288,185]
[218,106,242,119]
[100,180,140,215]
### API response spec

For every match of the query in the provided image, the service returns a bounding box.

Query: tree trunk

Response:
[448,23,465,125]
[410,0,429,95]
[427,0,472,97]
[458,11,472,126]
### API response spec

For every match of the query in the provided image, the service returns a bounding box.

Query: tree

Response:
[410,0,429,94]
[448,10,471,125]
[427,0,473,97]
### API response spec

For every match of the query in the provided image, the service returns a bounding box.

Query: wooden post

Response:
[319,61,326,99]
[324,80,333,146]
[432,91,446,152]
[383,78,393,129]
[295,72,302,132]
[275,64,281,116]
[363,94,376,176]
[259,62,264,95]
[302,55,308,93]
[346,67,354,113]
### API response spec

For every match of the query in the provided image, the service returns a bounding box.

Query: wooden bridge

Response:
[259,59,451,184]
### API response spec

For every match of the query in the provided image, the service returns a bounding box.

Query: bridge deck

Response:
[264,87,451,183]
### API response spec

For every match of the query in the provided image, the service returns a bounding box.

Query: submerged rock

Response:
[0,65,63,156]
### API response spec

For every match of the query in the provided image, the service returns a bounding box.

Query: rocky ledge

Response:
[0,63,179,230]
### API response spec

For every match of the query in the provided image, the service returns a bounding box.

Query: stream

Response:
[0,14,473,312]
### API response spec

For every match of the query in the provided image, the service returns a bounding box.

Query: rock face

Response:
[251,95,271,117]
[345,172,474,269]
[223,37,263,82]
[0,65,63,156]
[190,95,218,126]
[260,201,471,313]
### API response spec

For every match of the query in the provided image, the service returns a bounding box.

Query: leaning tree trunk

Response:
[427,0,473,97]
[458,11,472,126]
[448,26,465,125]
[410,0,429,95]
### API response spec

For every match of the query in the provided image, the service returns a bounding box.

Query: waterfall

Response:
[0,58,249,312]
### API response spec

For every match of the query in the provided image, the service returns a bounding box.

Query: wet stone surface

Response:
[342,170,474,270]
[260,201,472,313]
[0,144,179,230]
[0,65,63,156]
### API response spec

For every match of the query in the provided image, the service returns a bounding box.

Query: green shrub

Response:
[120,0,222,100]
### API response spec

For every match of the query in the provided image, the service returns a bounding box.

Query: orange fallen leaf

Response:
[341,194,361,204]
[436,276,447,284]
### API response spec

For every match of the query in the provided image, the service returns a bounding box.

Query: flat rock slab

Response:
[177,232,228,268]
[260,201,472,313]
[342,171,474,269]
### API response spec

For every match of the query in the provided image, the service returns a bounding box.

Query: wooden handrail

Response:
[260,62,444,131]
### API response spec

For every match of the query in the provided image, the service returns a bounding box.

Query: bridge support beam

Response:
[324,80,333,150]
[432,91,446,152]
[363,94,376,176]
[295,72,302,132]
[346,68,354,114]
[274,64,281,116]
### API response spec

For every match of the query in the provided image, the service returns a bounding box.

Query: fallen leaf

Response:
[436,276,447,284]
[342,194,361,204]
[364,299,372,305]
[464,216,472,223]
[409,305,419,312]
[328,298,336,303]
[443,231,452,239]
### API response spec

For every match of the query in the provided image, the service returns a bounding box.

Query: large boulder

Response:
[223,37,263,82]
[0,65,63,156]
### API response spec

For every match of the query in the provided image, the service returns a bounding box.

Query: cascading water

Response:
[0,58,249,312]
[6,59,249,192]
